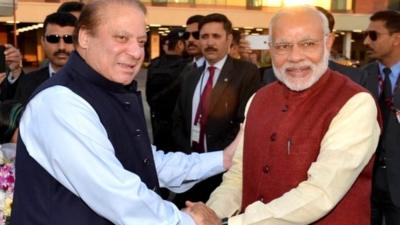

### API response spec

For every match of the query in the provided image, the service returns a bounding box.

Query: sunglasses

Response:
[45,34,74,44]
[183,31,200,40]
[363,30,390,41]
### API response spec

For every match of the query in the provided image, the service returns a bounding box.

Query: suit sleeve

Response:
[237,62,261,121]
[171,66,193,152]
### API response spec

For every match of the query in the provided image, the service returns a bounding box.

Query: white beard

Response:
[273,47,330,92]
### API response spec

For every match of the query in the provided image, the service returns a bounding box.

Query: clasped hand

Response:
[183,201,221,225]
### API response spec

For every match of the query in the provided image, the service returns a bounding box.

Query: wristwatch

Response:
[221,217,228,225]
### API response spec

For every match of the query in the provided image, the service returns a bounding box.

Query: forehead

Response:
[186,23,199,32]
[45,24,75,35]
[272,12,323,41]
[367,20,388,32]
[200,22,225,34]
[97,4,146,35]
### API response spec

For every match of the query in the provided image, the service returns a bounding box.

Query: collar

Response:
[48,63,56,77]
[378,61,400,78]
[195,57,205,68]
[205,55,228,71]
[65,51,138,93]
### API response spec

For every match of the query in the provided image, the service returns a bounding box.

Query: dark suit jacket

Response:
[171,55,260,207]
[173,56,261,152]
[0,71,24,101]
[363,61,400,207]
[262,60,367,86]
[14,66,50,104]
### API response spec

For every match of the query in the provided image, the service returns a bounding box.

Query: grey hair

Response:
[268,5,330,42]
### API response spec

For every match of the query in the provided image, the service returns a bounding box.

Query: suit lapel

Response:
[185,64,204,127]
[208,56,234,113]
[363,63,380,99]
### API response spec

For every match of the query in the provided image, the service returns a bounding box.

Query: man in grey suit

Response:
[262,6,366,86]
[362,10,400,225]
[172,13,260,208]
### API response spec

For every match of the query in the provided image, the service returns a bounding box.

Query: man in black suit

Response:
[146,28,189,151]
[172,13,260,208]
[262,6,366,86]
[362,10,400,225]
[14,12,76,104]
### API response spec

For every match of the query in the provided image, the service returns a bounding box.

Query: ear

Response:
[227,33,233,48]
[41,35,45,46]
[325,33,335,52]
[392,32,400,46]
[78,27,90,49]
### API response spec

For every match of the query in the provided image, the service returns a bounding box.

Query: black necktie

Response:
[382,67,392,99]
[380,67,393,126]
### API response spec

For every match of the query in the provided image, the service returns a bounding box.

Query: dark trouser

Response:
[372,166,400,225]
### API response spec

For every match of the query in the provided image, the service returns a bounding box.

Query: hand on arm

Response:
[184,201,222,225]
[223,125,243,170]
[4,44,23,79]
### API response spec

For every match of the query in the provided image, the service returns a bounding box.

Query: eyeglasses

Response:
[183,31,200,40]
[269,39,324,55]
[363,30,390,41]
[45,35,74,44]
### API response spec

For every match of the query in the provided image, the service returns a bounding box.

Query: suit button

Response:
[123,101,131,109]
[136,129,141,137]
[282,105,288,112]
[270,133,277,141]
[143,158,150,165]
[263,165,270,174]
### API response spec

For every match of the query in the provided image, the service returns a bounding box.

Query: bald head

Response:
[269,6,330,42]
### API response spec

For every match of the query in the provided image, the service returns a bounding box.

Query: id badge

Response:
[191,124,201,143]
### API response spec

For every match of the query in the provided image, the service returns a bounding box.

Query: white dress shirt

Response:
[190,55,228,150]
[20,86,225,225]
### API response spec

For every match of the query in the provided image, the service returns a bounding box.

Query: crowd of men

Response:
[0,1,399,225]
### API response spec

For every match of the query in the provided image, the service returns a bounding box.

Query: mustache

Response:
[53,50,70,57]
[205,47,218,52]
[187,43,198,48]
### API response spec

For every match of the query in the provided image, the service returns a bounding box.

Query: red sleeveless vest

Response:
[242,70,375,225]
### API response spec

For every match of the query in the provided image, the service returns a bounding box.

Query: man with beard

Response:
[10,1,240,225]
[362,10,400,225]
[184,6,381,225]
[261,6,366,86]
[172,13,260,208]
[14,12,76,104]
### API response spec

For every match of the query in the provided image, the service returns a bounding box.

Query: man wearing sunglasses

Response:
[183,15,205,68]
[13,12,76,104]
[362,10,400,225]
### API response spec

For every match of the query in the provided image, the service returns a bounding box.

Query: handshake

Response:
[183,201,226,225]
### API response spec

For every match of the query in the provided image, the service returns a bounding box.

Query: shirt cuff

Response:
[180,211,196,225]
[7,72,18,84]
[201,151,225,175]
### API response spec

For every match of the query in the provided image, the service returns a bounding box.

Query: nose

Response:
[58,39,66,49]
[363,36,370,46]
[287,44,304,62]
[127,41,143,59]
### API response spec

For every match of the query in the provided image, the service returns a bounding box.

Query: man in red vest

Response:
[185,6,381,225]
